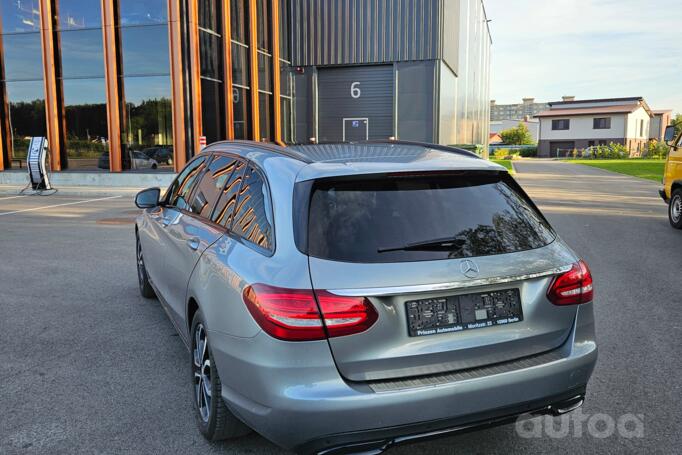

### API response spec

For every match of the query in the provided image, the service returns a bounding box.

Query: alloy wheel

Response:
[136,240,145,286]
[193,323,212,423]
[672,195,682,223]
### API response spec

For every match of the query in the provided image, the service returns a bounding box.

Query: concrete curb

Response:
[0,184,141,198]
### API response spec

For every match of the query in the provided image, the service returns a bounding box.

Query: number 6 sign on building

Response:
[350,82,361,99]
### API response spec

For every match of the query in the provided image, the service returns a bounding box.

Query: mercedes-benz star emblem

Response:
[460,259,480,279]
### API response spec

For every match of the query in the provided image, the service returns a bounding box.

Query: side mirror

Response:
[664,125,677,145]
[135,187,161,209]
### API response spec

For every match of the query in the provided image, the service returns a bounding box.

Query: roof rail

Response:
[210,140,314,163]
[362,140,483,159]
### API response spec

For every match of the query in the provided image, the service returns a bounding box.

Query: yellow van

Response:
[662,125,682,228]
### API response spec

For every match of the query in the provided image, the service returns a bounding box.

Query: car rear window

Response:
[306,172,555,263]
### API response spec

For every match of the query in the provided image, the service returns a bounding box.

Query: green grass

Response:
[564,159,665,182]
[491,159,514,173]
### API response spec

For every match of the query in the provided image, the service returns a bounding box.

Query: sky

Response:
[484,0,682,114]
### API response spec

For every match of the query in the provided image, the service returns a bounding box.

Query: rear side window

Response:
[231,166,274,251]
[211,159,247,226]
[166,156,208,210]
[190,155,240,218]
[307,173,555,263]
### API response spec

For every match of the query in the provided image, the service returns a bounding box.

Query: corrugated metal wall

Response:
[291,0,441,66]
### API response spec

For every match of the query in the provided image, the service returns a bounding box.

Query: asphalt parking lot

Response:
[1,161,680,454]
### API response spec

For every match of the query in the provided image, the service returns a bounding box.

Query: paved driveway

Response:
[1,161,680,454]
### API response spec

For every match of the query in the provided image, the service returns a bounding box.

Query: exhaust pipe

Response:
[549,394,585,416]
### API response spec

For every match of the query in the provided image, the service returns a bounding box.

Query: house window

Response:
[552,119,570,130]
[593,117,611,129]
[640,120,644,137]
[588,141,595,147]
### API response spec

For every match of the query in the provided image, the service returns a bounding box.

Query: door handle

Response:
[186,237,200,251]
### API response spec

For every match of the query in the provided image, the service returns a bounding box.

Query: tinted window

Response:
[307,173,555,263]
[231,166,274,251]
[212,159,247,226]
[166,157,208,210]
[190,156,239,218]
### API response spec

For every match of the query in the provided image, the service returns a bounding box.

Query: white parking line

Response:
[0,195,122,216]
[0,195,27,200]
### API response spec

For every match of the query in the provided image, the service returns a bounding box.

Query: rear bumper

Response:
[302,387,586,455]
[209,303,597,453]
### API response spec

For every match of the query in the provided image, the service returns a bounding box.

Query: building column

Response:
[248,0,260,141]
[223,1,235,139]
[39,0,61,171]
[271,0,283,146]
[0,26,7,170]
[101,0,122,172]
[188,0,203,155]
[168,0,187,171]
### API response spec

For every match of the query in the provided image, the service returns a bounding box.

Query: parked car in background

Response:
[142,146,173,165]
[97,151,159,170]
[661,125,682,228]
[134,140,597,454]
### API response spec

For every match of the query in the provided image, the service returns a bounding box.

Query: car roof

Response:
[289,142,504,181]
[204,140,505,181]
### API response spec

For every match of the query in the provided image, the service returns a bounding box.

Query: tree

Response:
[672,113,682,137]
[499,122,535,145]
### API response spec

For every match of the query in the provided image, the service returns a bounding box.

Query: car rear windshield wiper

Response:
[377,236,466,253]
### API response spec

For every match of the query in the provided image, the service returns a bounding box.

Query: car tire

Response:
[669,189,682,229]
[136,232,156,298]
[191,310,250,441]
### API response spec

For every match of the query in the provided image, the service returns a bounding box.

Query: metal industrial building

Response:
[0,0,491,174]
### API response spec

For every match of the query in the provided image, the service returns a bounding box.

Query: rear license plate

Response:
[405,289,523,337]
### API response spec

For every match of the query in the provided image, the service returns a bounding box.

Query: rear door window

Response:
[307,172,555,263]
[211,159,247,227]
[190,155,240,218]
[165,156,208,210]
[231,166,274,251]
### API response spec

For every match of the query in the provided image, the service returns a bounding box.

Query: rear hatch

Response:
[301,170,579,382]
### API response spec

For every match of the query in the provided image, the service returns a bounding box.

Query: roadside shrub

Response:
[645,140,669,159]
[519,147,537,158]
[494,148,510,159]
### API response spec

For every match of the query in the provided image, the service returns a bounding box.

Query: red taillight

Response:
[547,260,594,306]
[242,284,377,341]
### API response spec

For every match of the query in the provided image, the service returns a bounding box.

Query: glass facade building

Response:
[0,0,492,173]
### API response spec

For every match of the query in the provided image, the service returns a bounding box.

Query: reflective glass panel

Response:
[2,33,43,80]
[59,29,105,78]
[198,0,221,32]
[201,78,225,144]
[4,80,45,166]
[256,0,270,52]
[231,43,249,87]
[121,76,173,172]
[200,31,222,80]
[56,0,102,29]
[0,0,41,33]
[258,93,272,141]
[230,0,247,44]
[257,52,271,92]
[120,25,170,77]
[232,87,250,140]
[62,78,108,170]
[119,0,167,26]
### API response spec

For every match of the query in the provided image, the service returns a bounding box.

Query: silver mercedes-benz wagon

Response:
[134,141,597,454]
